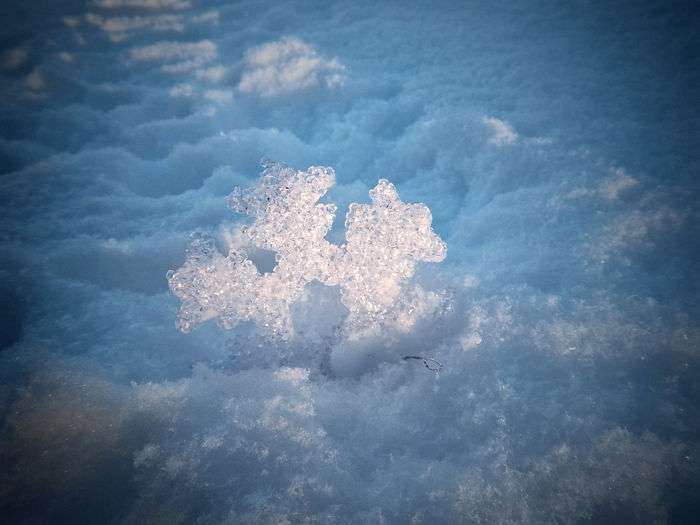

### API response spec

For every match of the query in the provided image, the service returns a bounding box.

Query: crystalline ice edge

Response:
[167,162,447,339]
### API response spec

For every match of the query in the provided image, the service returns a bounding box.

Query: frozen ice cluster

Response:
[167,162,447,339]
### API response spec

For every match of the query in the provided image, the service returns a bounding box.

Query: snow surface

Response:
[0,0,698,523]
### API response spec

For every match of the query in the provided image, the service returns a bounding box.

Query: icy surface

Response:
[168,162,447,339]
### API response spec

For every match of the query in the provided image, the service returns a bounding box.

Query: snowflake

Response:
[167,162,446,339]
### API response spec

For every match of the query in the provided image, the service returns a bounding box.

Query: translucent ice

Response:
[168,162,446,339]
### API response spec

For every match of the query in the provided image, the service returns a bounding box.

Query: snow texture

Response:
[0,0,697,523]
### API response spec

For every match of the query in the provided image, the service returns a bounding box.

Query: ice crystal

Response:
[168,162,446,339]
